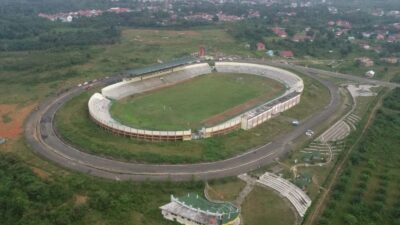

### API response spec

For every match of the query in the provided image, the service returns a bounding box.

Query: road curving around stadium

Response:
[25,61,392,181]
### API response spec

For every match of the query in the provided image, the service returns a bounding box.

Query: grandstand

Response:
[200,117,242,138]
[215,62,304,93]
[125,56,197,78]
[160,193,240,225]
[88,60,304,141]
[88,93,192,141]
[241,92,301,130]
[102,63,212,100]
[257,172,312,217]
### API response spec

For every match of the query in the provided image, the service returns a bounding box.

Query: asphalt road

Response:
[24,61,395,181]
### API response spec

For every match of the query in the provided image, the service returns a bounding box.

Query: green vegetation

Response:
[207,178,246,202]
[0,28,255,104]
[55,72,329,164]
[111,73,284,130]
[2,1,400,224]
[0,153,203,225]
[2,113,12,123]
[241,186,297,225]
[317,88,400,225]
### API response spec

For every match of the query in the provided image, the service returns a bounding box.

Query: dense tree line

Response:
[0,154,81,225]
[0,26,120,51]
[318,88,400,225]
[0,153,203,225]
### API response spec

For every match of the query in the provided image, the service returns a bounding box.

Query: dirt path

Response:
[0,103,36,139]
[30,166,51,179]
[235,174,257,206]
[303,91,386,225]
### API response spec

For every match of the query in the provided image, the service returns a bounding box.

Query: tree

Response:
[343,213,358,225]
[212,15,219,22]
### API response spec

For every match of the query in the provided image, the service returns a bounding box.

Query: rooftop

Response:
[173,193,239,223]
[126,56,197,77]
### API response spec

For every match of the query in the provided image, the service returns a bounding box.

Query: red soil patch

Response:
[0,103,36,139]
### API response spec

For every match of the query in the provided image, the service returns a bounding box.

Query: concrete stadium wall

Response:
[215,62,304,93]
[89,62,304,141]
[241,93,301,130]
[197,62,304,137]
[102,63,212,100]
[201,117,242,138]
[88,93,192,141]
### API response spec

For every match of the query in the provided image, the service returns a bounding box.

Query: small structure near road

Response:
[305,129,314,137]
[347,84,378,97]
[357,57,374,67]
[0,137,6,145]
[160,193,240,225]
[365,70,375,78]
[280,50,294,58]
[256,42,266,51]
[292,120,300,126]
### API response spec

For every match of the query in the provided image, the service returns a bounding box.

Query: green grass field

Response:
[110,73,285,130]
[241,186,297,225]
[207,178,246,202]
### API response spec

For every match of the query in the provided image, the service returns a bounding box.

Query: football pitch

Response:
[110,73,285,130]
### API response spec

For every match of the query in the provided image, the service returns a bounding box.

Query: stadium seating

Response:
[201,117,242,138]
[89,62,304,141]
[215,62,304,93]
[102,63,212,100]
[257,172,312,217]
[88,93,192,141]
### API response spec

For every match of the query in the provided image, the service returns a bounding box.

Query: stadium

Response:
[88,58,304,141]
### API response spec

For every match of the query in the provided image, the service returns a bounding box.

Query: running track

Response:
[24,61,398,181]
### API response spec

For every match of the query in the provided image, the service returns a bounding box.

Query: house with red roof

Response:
[272,27,287,38]
[280,50,294,58]
[336,20,352,29]
[256,42,266,51]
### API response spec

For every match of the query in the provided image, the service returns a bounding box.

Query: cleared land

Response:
[241,186,296,225]
[110,73,285,130]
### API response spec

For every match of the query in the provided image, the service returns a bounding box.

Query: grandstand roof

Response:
[126,56,197,77]
[173,193,239,224]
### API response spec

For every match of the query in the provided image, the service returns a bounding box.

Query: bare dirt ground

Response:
[206,184,225,200]
[74,194,88,205]
[0,103,36,139]
[31,166,51,179]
